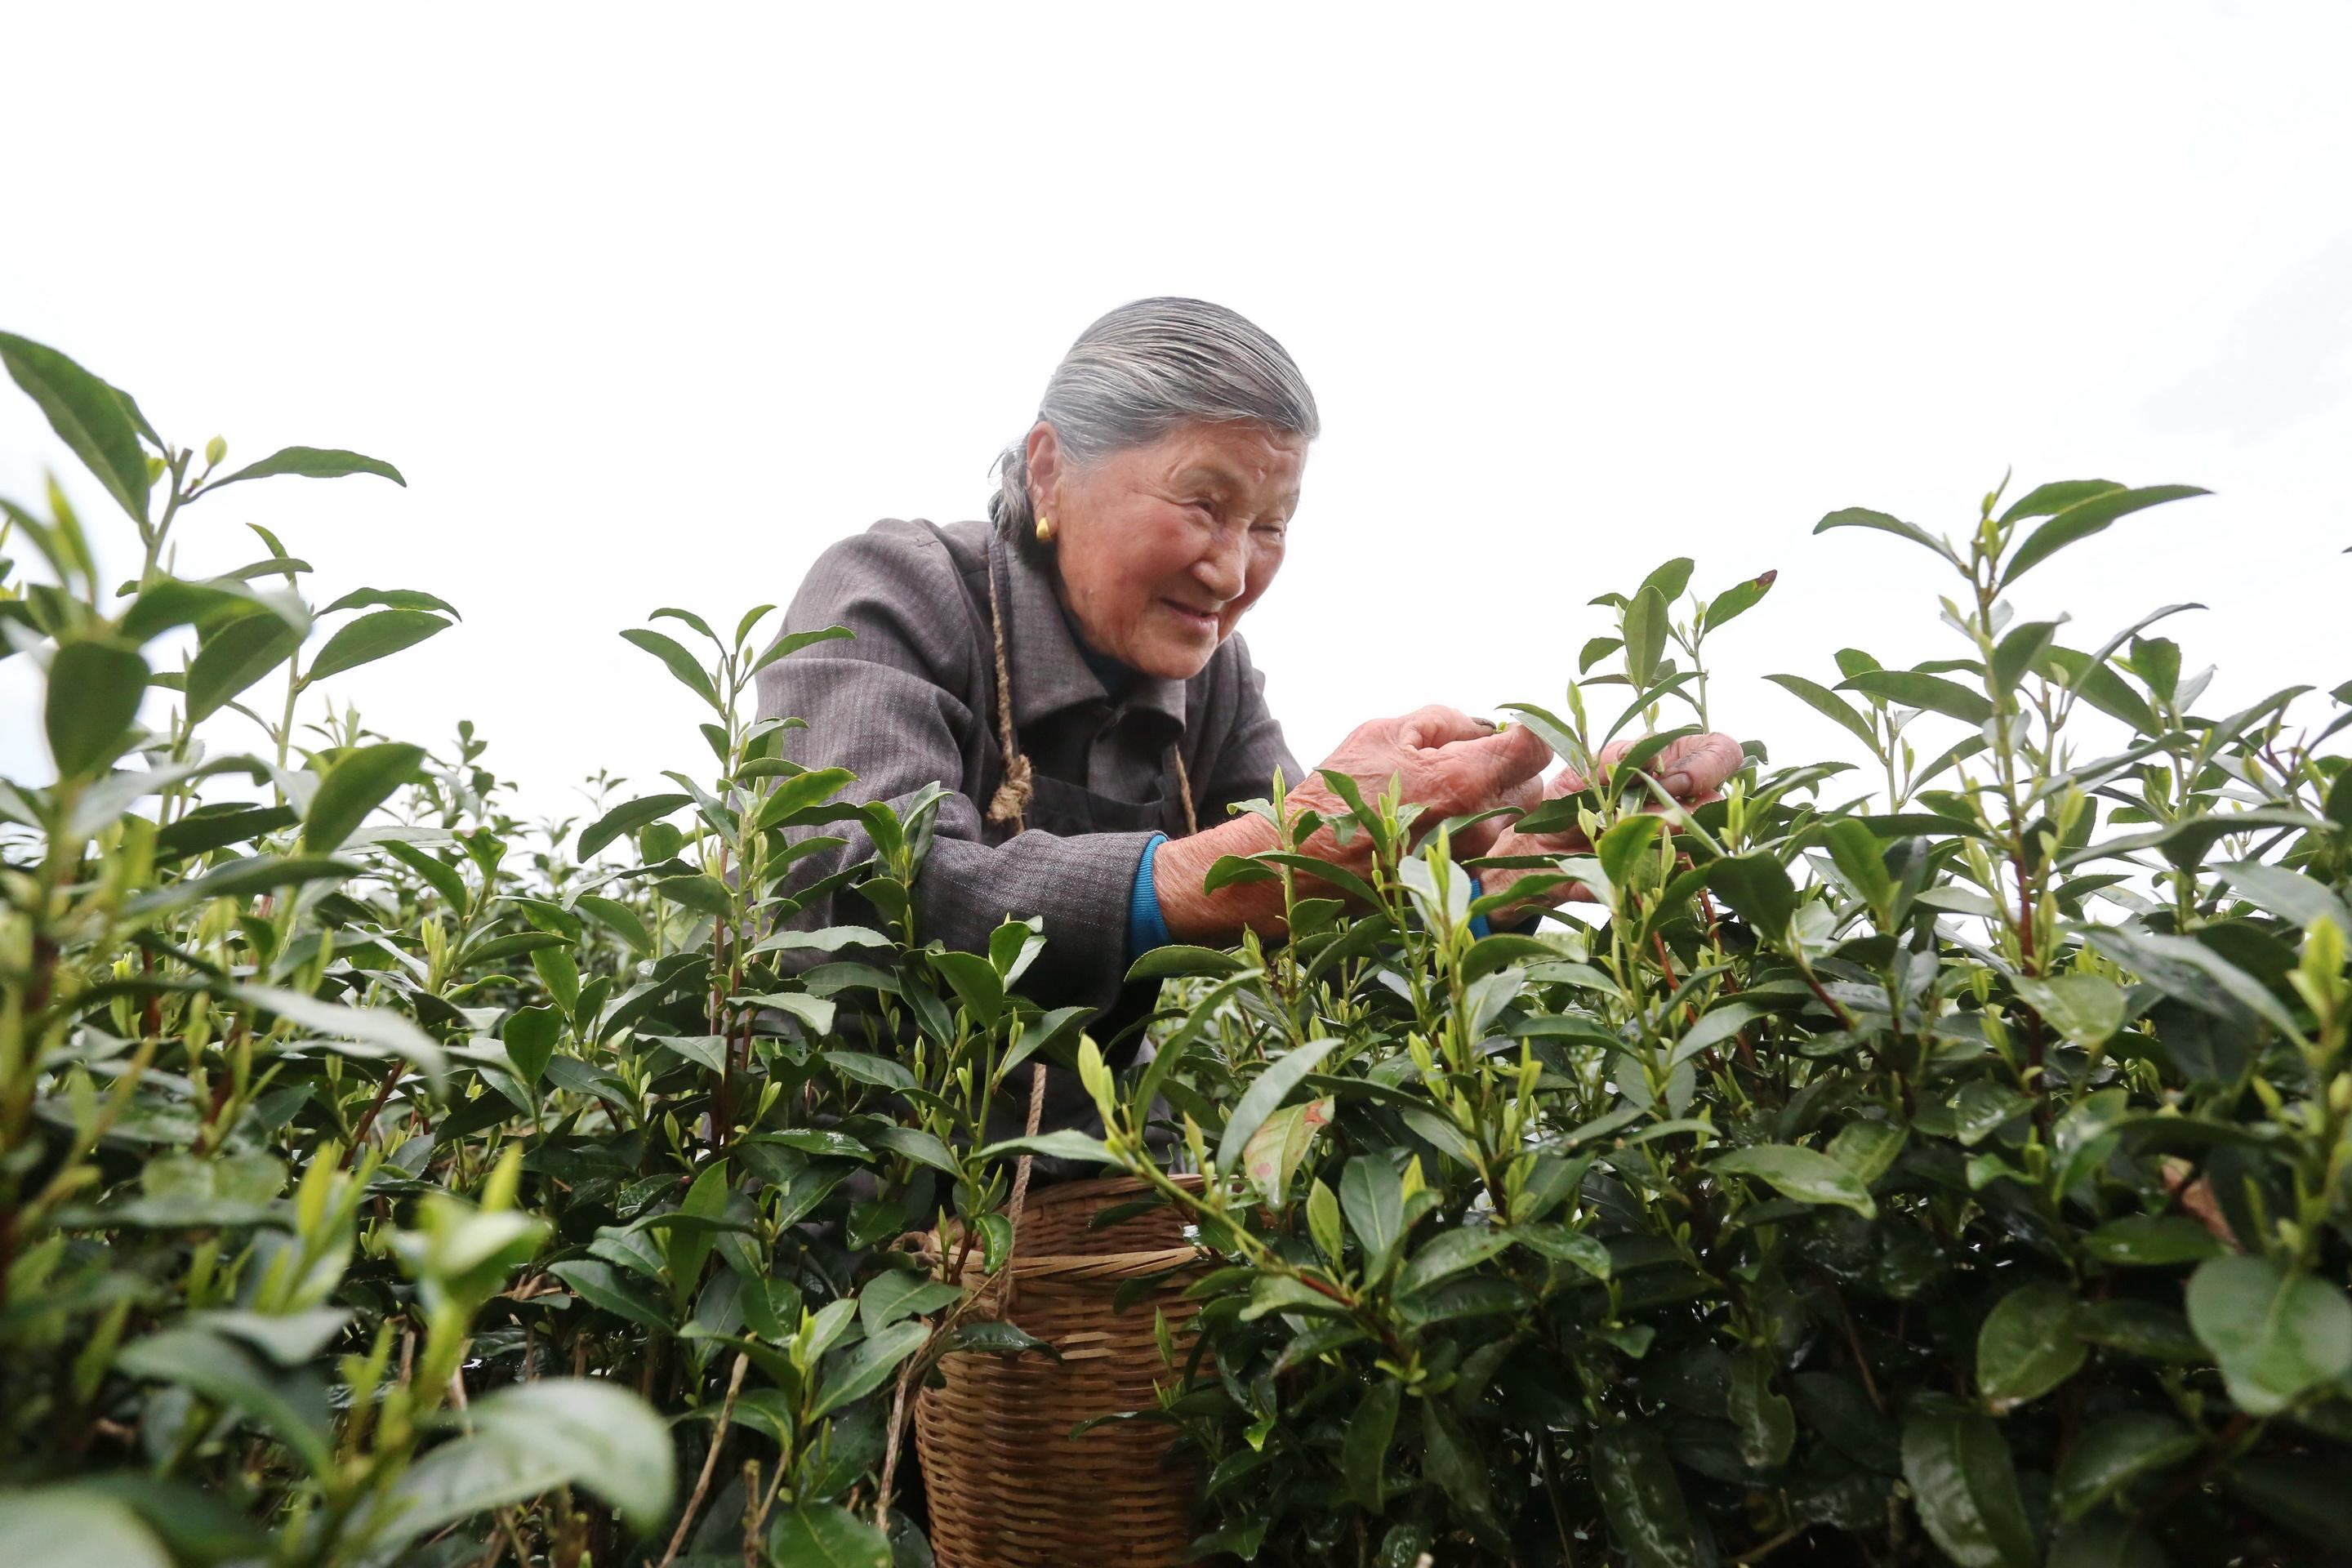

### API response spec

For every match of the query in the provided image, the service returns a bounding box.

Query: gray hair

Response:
[988,297,1320,561]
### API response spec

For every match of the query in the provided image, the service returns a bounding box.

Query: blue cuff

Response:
[1127,833,1173,964]
[1468,874,1491,940]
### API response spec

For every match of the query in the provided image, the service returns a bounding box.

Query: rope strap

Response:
[1170,746,1198,838]
[983,552,1033,831]
[987,1060,1049,1316]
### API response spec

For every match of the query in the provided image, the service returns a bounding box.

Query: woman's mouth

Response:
[1161,599,1218,635]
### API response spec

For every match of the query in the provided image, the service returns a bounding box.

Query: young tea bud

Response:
[2292,918,2346,1023]
[1077,1035,1116,1125]
[480,1142,524,1212]
[1406,1032,1437,1080]
[204,434,227,467]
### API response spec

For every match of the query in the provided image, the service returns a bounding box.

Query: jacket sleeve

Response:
[1188,630,1306,827]
[754,521,1160,1017]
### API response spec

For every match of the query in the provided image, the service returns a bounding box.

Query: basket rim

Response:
[922,1171,1209,1279]
[958,1245,1205,1283]
[1015,1170,1206,1211]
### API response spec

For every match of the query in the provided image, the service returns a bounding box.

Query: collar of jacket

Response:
[991,526,1189,737]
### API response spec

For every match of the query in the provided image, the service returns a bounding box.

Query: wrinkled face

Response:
[1027,418,1306,681]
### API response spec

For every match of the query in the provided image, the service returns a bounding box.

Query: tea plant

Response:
[1061,496,2352,1566]
[0,332,1070,1567]
[7,323,2347,1568]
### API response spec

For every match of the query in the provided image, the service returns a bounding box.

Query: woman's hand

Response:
[1468,730,1746,928]
[1288,705,1553,835]
[1155,705,1550,942]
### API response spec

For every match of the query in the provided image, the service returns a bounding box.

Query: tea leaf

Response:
[230,982,448,1094]
[972,1129,1118,1166]
[1340,1156,1405,1273]
[1639,558,1696,604]
[1764,672,1880,752]
[304,608,449,682]
[811,1319,929,1418]
[1814,506,1958,565]
[1396,1226,1512,1295]
[2051,1413,2198,1521]
[1711,1145,1875,1218]
[1421,1401,1506,1544]
[1997,479,2123,524]
[2001,484,2208,586]
[0,1490,172,1568]
[766,1504,893,1568]
[746,622,855,678]
[115,1327,332,1478]
[301,742,425,853]
[1976,1281,2087,1412]
[1215,1040,1340,1175]
[378,1379,670,1547]
[1838,669,1993,725]
[751,767,858,831]
[1702,570,1776,632]
[1125,946,1250,981]
[1339,1378,1401,1511]
[2186,1255,2352,1414]
[620,626,721,710]
[1729,1349,1795,1469]
[1706,853,1799,942]
[1900,1404,2037,1568]
[1622,584,1669,688]
[500,1005,561,1087]
[186,608,305,721]
[206,446,405,491]
[1591,1423,1714,1568]
[2080,1216,2224,1267]
[47,639,146,777]
[318,586,461,618]
[0,332,151,522]
[2012,973,2126,1052]
[576,792,691,858]
[2212,860,2352,937]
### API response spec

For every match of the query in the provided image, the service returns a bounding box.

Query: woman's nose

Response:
[1193,528,1249,600]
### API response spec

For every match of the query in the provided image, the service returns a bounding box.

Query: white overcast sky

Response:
[4,4,2348,825]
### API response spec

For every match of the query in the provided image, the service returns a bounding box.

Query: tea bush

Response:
[0,333,1080,1567]
[1061,501,2352,1565]
[2,329,2348,1568]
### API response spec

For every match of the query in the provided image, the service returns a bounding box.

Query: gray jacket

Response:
[753,518,1303,1143]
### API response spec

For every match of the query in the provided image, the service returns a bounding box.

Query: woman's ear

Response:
[1024,422,1064,519]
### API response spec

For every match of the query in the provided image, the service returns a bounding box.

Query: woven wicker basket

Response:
[914,1173,1209,1568]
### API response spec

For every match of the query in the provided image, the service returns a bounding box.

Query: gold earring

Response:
[1035,514,1056,543]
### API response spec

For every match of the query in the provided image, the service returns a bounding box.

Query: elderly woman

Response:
[755,298,1740,1151]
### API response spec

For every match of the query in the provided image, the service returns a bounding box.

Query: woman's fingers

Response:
[1330,708,1728,826]
[1426,724,1551,808]
[1531,731,1743,807]
[1383,705,1552,814]
[1649,732,1746,801]
[1394,705,1494,750]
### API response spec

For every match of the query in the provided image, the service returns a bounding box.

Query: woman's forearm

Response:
[1150,813,1289,944]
